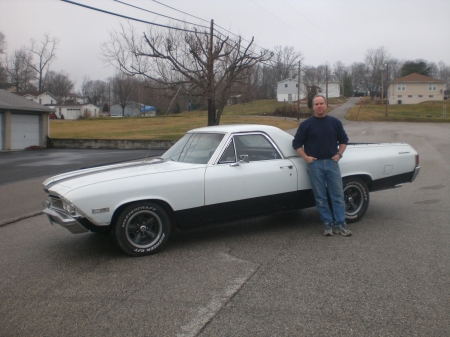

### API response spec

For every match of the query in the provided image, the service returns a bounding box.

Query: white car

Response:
[43,124,420,256]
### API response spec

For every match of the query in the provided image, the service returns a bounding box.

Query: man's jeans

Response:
[307,159,346,227]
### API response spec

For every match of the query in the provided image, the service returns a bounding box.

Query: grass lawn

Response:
[50,97,449,141]
[50,100,301,140]
[346,99,450,122]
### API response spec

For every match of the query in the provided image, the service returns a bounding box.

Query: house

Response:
[0,89,53,150]
[13,91,58,106]
[388,73,446,104]
[49,102,100,120]
[61,93,85,104]
[316,81,341,98]
[276,78,307,102]
[110,102,155,117]
[277,78,340,102]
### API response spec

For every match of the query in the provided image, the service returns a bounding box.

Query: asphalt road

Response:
[1,104,450,336]
[0,149,164,226]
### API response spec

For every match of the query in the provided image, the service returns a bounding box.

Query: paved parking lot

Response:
[1,112,450,336]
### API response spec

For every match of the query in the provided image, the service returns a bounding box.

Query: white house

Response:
[61,93,85,104]
[317,81,341,98]
[49,103,100,120]
[13,91,58,106]
[277,78,341,102]
[388,73,446,105]
[276,78,307,102]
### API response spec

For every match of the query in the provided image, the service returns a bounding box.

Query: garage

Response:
[11,114,40,150]
[0,90,51,150]
[0,113,3,150]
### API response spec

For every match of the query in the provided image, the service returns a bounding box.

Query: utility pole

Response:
[325,65,329,102]
[207,19,215,126]
[297,60,301,120]
[385,62,389,117]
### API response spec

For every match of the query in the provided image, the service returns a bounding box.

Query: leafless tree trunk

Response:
[0,32,6,55]
[81,77,109,106]
[43,70,75,103]
[27,33,59,92]
[364,46,390,98]
[7,48,36,92]
[101,23,272,126]
[110,72,136,116]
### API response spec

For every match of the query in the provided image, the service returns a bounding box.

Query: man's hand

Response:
[305,156,317,163]
[332,154,341,162]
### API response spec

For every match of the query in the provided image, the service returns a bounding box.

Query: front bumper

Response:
[43,207,89,234]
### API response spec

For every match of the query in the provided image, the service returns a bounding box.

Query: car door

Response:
[204,133,298,223]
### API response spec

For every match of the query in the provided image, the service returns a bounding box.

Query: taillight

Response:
[415,154,419,166]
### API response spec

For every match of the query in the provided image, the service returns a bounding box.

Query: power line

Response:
[60,0,208,34]
[113,0,211,30]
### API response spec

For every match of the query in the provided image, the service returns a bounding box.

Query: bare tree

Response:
[81,77,108,106]
[27,33,59,92]
[109,72,136,116]
[102,23,272,125]
[364,46,390,97]
[430,61,450,89]
[0,31,6,55]
[43,70,75,102]
[0,32,7,88]
[7,48,36,92]
[333,61,346,96]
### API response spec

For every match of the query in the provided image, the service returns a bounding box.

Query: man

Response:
[292,94,352,236]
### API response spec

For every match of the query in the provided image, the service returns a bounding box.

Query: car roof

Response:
[188,124,299,158]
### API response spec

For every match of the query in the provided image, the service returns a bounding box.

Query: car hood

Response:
[43,159,201,193]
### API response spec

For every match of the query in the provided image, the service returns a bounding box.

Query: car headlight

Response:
[62,200,76,215]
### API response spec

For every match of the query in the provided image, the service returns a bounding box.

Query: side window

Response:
[218,139,236,163]
[234,134,282,161]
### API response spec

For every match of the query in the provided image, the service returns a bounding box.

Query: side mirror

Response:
[239,154,249,163]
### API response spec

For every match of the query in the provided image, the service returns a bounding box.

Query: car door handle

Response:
[280,165,293,169]
[230,162,240,167]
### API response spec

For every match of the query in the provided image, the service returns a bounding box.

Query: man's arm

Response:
[296,147,316,163]
[332,144,347,161]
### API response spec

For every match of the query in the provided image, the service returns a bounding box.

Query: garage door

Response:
[11,114,40,150]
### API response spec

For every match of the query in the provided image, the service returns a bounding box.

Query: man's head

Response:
[312,94,328,118]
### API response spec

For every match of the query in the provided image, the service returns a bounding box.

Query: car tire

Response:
[114,202,171,256]
[343,177,369,223]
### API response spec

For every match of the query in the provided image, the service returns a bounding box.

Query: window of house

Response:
[296,84,298,87]
[285,84,288,88]
[39,99,42,104]
[419,95,423,97]
[398,95,402,98]
[429,95,433,98]
[408,95,412,98]
[428,83,436,91]
[397,84,405,91]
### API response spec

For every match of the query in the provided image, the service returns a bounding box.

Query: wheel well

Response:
[343,174,373,190]
[111,199,178,231]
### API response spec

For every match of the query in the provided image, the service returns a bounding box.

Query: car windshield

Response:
[161,133,225,164]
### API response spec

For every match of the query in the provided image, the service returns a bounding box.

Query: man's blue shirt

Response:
[292,115,349,159]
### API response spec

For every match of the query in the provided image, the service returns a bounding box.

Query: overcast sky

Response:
[1,0,449,91]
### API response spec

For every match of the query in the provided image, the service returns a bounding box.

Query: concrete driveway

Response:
[1,104,450,336]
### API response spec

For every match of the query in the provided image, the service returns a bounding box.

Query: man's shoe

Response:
[333,226,352,236]
[323,225,333,236]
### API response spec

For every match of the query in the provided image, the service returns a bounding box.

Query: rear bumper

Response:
[411,166,420,182]
[43,208,89,234]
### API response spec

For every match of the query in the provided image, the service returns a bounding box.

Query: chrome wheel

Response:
[125,210,163,248]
